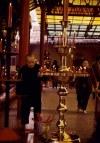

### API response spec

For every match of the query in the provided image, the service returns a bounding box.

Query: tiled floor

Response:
[0,87,98,143]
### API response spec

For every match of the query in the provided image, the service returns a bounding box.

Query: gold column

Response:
[63,0,69,67]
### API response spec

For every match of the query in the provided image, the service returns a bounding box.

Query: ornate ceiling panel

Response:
[31,0,100,40]
[0,0,100,41]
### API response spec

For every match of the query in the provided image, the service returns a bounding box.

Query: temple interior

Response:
[0,0,100,143]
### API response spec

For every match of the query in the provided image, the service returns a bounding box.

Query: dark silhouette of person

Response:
[17,54,42,125]
[51,60,59,88]
[87,119,100,143]
[75,60,97,113]
[92,56,100,98]
[92,56,100,82]
[51,60,59,72]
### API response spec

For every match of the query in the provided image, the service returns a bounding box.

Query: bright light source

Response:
[30,9,40,43]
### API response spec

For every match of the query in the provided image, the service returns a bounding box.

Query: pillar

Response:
[18,0,29,66]
[40,6,46,65]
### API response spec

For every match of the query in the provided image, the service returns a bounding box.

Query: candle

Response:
[62,56,64,68]
[0,38,2,52]
[8,2,12,27]
[65,56,66,66]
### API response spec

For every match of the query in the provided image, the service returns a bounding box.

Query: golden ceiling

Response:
[30,0,100,40]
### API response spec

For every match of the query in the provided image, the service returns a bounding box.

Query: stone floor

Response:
[42,87,96,143]
[0,86,98,143]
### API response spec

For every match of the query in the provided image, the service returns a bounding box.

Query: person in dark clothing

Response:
[75,60,97,113]
[51,60,59,72]
[17,54,42,125]
[92,56,100,82]
[51,60,59,88]
[92,56,100,98]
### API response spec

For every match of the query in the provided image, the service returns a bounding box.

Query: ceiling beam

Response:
[47,5,100,17]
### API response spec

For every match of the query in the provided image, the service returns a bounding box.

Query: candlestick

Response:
[8,2,12,27]
[65,56,66,67]
[0,38,2,52]
[62,56,64,68]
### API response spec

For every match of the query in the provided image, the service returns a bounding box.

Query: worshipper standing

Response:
[51,60,59,88]
[75,59,97,113]
[92,56,100,98]
[16,54,42,125]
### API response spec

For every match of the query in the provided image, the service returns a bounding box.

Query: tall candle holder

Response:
[8,2,12,28]
[39,71,81,143]
[56,86,68,141]
[1,30,8,80]
[0,1,14,127]
[39,0,81,142]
